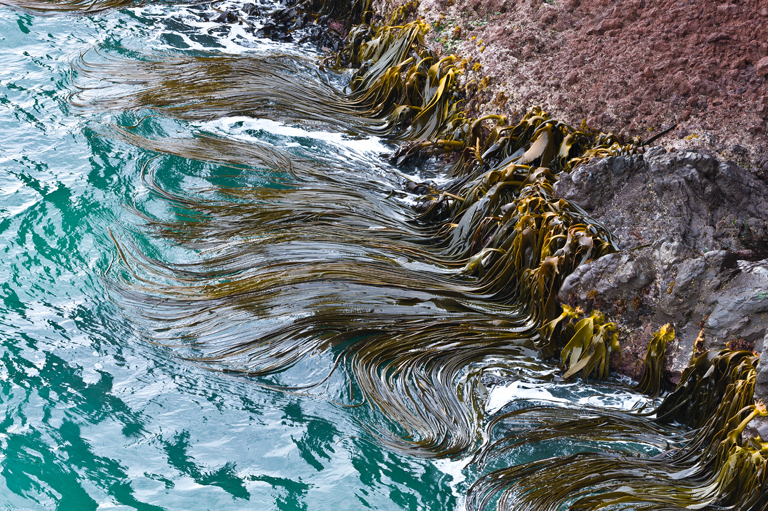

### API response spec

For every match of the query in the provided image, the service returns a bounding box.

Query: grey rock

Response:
[554,147,768,396]
[757,332,768,402]
[745,414,768,442]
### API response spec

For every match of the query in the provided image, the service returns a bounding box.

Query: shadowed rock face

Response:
[553,147,768,397]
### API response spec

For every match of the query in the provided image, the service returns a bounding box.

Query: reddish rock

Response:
[757,56,768,77]
[586,17,622,35]
[731,57,747,70]
[706,32,729,43]
[717,3,738,15]
[401,0,768,170]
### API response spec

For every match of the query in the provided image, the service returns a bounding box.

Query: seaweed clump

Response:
[635,323,674,397]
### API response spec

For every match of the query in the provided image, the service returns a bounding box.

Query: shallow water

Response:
[0,3,652,509]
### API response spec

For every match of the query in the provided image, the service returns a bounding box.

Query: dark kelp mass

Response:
[63,0,768,508]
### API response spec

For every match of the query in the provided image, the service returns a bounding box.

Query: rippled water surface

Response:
[0,3,650,509]
[0,6,462,508]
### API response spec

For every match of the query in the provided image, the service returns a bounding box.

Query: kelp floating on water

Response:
[68,1,768,508]
[467,350,768,510]
[102,121,624,456]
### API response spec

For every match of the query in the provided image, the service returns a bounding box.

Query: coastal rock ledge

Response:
[553,147,768,400]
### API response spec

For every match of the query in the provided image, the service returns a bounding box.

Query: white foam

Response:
[486,379,652,415]
[128,1,320,57]
[201,116,391,162]
[433,456,470,511]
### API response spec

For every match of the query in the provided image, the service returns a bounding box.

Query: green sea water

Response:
[0,6,464,509]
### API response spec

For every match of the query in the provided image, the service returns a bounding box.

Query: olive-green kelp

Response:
[72,6,767,510]
[635,323,674,398]
[467,350,768,510]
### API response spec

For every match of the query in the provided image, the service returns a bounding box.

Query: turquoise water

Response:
[0,3,654,509]
[0,6,462,509]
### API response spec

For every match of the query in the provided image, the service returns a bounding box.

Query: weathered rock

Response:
[554,147,768,397]
[586,18,623,36]
[757,56,768,77]
[391,0,768,172]
[756,331,768,399]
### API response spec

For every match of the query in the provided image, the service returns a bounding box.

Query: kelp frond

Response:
[71,50,381,134]
[88,7,636,459]
[635,323,673,397]
[559,311,619,381]
[536,305,621,381]
[73,3,765,508]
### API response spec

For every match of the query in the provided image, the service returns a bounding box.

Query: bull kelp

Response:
[2,0,765,508]
[468,351,767,510]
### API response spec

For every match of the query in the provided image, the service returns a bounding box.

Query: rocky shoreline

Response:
[225,0,768,400]
[553,146,768,394]
[363,0,768,404]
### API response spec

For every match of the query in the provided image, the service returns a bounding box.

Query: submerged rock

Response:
[553,147,768,396]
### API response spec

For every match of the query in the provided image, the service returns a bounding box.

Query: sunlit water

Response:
[0,3,652,509]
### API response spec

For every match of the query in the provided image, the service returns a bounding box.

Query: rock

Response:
[757,332,768,401]
[731,144,747,156]
[563,0,581,12]
[554,149,768,395]
[706,32,729,43]
[716,3,738,15]
[730,56,747,70]
[214,9,239,23]
[702,263,768,346]
[242,3,260,16]
[756,56,768,77]
[587,18,623,35]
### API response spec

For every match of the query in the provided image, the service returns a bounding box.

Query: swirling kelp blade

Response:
[73,28,624,458]
[467,351,768,510]
[71,48,398,136]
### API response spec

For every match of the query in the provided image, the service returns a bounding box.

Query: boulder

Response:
[553,147,768,395]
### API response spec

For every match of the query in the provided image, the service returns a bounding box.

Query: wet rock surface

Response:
[199,0,347,48]
[553,148,768,398]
